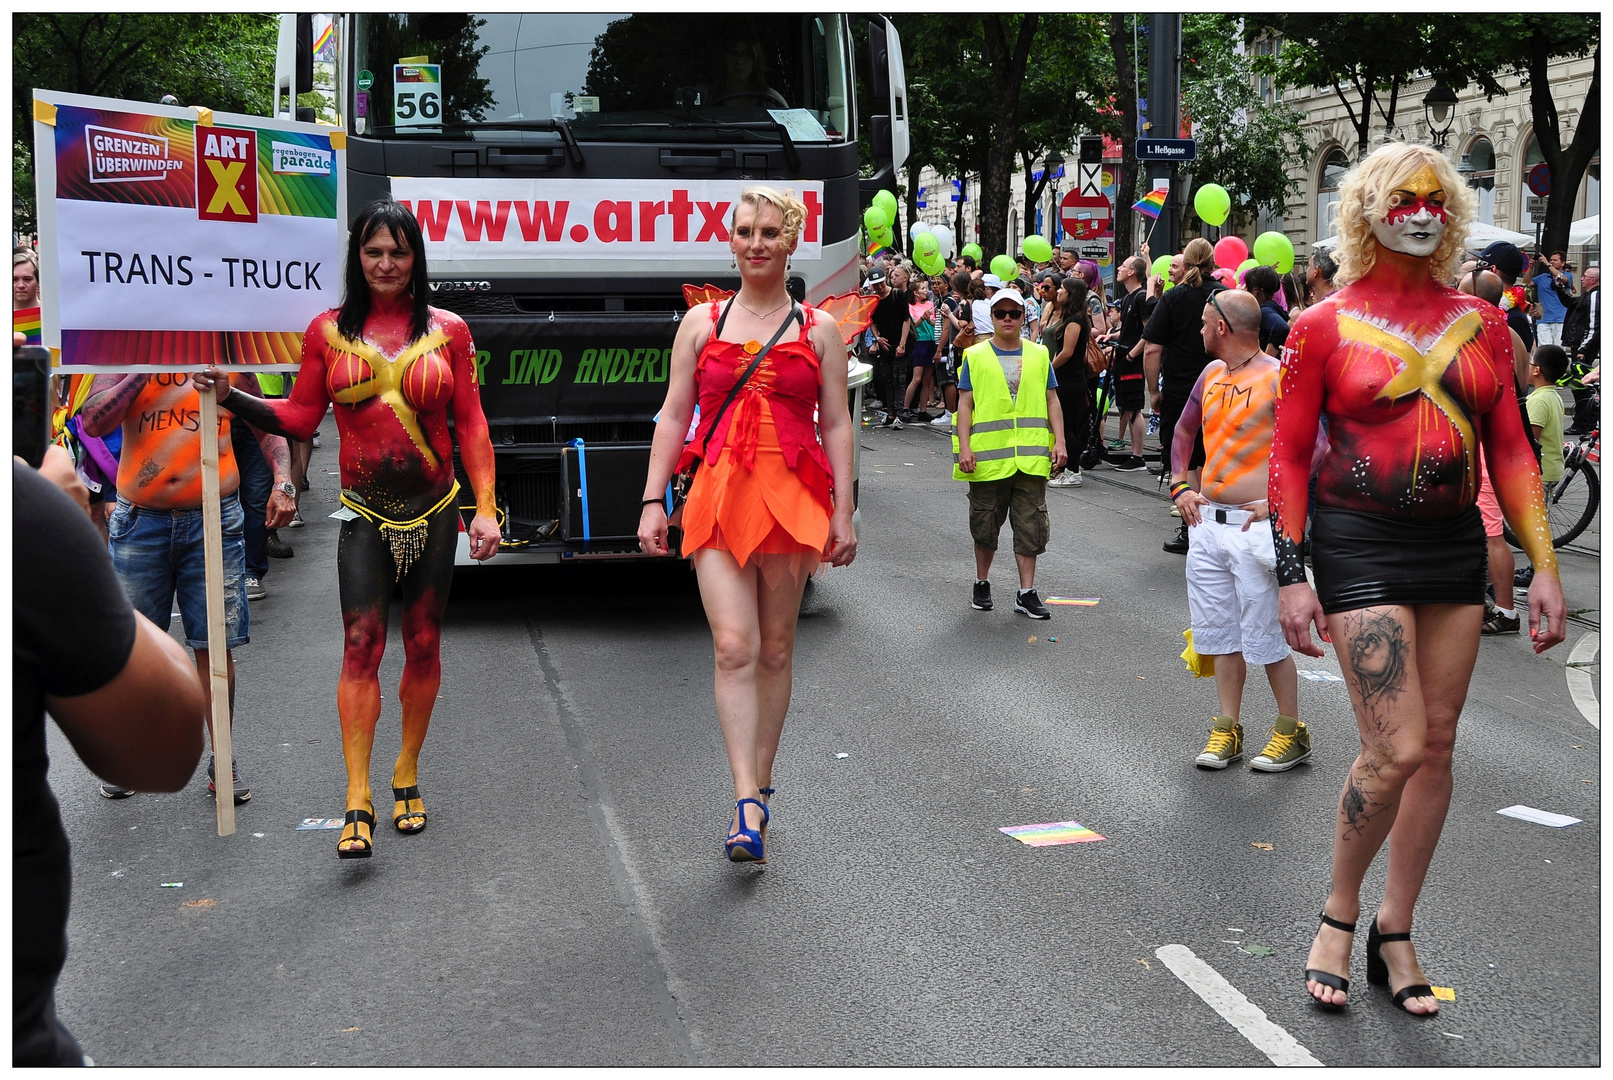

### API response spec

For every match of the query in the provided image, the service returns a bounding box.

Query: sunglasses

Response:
[991,308,1023,320]
[1206,292,1231,327]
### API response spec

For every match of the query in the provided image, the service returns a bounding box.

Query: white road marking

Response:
[1155,944,1323,1067]
[1566,631,1599,728]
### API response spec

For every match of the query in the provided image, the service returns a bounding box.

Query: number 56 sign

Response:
[393,64,441,128]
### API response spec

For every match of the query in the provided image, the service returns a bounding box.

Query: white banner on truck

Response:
[391,178,825,261]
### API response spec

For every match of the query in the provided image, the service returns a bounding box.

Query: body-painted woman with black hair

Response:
[197,198,500,859]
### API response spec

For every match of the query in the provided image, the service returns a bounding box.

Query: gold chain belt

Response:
[339,480,460,582]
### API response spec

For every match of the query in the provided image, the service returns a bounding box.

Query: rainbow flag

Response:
[999,820,1106,847]
[1132,187,1169,219]
[312,18,336,61]
[14,306,41,346]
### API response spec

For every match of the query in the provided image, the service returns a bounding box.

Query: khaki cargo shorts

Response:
[967,471,1049,556]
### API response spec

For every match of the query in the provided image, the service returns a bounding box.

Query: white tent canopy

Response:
[1568,214,1598,247]
[1312,219,1534,253]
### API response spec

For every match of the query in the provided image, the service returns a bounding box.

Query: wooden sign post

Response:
[35,90,345,840]
[198,391,235,837]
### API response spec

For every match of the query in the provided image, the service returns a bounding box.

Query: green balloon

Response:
[1021,235,1054,264]
[1238,258,1258,273]
[917,251,946,276]
[873,189,899,222]
[961,242,983,262]
[1253,230,1296,273]
[914,232,940,261]
[1152,255,1173,280]
[864,205,891,233]
[1194,183,1231,227]
[990,254,1018,281]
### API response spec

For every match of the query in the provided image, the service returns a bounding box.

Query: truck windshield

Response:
[352,13,851,144]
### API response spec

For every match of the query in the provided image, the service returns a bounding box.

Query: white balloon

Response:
[910,220,934,240]
[930,223,955,259]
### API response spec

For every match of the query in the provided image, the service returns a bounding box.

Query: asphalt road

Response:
[49,414,1600,1066]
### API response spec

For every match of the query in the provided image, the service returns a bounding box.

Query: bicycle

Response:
[1503,422,1600,549]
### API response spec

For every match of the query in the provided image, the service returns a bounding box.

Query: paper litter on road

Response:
[1045,597,1099,606]
[296,817,348,831]
[1496,805,1582,828]
[160,882,182,888]
[1432,986,1456,1001]
[1297,670,1345,683]
[999,820,1105,846]
[1243,944,1274,957]
[834,753,849,759]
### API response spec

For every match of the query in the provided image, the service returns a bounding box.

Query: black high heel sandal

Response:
[391,782,427,834]
[758,785,774,843]
[337,806,375,860]
[1367,918,1437,1016]
[1304,910,1356,1011]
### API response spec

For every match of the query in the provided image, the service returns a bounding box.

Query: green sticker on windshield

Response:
[356,69,374,91]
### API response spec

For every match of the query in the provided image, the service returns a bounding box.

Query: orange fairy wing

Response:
[683,283,736,308]
[814,292,878,344]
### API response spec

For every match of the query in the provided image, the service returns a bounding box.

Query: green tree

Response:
[1181,15,1305,231]
[1015,15,1113,246]
[1454,15,1599,257]
[12,13,279,234]
[1249,16,1455,162]
[895,13,1113,260]
[1108,14,1142,266]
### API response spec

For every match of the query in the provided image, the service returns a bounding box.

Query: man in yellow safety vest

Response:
[954,286,1068,619]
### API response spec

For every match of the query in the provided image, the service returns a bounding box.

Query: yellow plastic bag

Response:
[1181,628,1216,678]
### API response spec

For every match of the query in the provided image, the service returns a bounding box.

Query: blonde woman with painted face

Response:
[1270,143,1567,1017]
[639,186,857,864]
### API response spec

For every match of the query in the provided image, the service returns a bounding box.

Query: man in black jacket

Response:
[1562,265,1599,433]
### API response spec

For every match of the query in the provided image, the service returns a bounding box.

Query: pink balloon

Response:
[1214,236,1249,272]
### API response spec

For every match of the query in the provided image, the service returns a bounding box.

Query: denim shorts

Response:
[108,492,249,650]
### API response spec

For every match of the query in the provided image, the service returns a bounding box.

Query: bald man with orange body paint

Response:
[1169,288,1309,773]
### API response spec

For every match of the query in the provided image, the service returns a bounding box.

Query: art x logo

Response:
[197,126,258,223]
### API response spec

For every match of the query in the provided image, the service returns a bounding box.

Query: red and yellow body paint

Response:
[1270,271,1557,587]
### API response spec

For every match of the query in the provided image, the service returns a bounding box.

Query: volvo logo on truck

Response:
[429,280,492,293]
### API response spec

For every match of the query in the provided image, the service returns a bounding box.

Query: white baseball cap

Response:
[988,288,1025,311]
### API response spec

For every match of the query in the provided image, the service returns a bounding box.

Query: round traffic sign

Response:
[1528,163,1551,197]
[1060,190,1112,241]
[357,69,375,91]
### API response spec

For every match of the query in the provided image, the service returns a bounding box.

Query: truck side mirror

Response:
[295,14,315,97]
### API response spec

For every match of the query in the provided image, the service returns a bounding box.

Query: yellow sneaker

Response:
[1195,716,1243,769]
[1251,716,1312,772]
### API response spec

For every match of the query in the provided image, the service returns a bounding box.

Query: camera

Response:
[13,345,51,468]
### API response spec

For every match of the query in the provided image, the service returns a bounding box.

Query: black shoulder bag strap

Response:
[696,300,802,464]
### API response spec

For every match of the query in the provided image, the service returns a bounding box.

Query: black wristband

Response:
[641,498,665,507]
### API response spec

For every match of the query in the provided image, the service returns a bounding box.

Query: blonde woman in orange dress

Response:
[639,186,857,863]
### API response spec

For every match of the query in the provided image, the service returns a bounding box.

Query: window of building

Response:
[1465,137,1497,225]
[1316,148,1349,243]
[1585,158,1599,218]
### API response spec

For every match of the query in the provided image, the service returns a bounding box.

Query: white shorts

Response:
[1537,322,1563,347]
[1185,502,1291,665]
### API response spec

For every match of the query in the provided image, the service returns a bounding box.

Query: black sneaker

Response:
[1112,455,1147,472]
[971,580,993,611]
[1514,565,1535,589]
[1163,524,1190,554]
[266,530,294,559]
[99,783,135,799]
[1482,609,1521,635]
[1014,588,1051,619]
[207,756,251,805]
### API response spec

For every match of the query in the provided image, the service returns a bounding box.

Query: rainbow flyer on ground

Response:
[999,820,1105,847]
[34,89,346,371]
[1044,597,1100,606]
